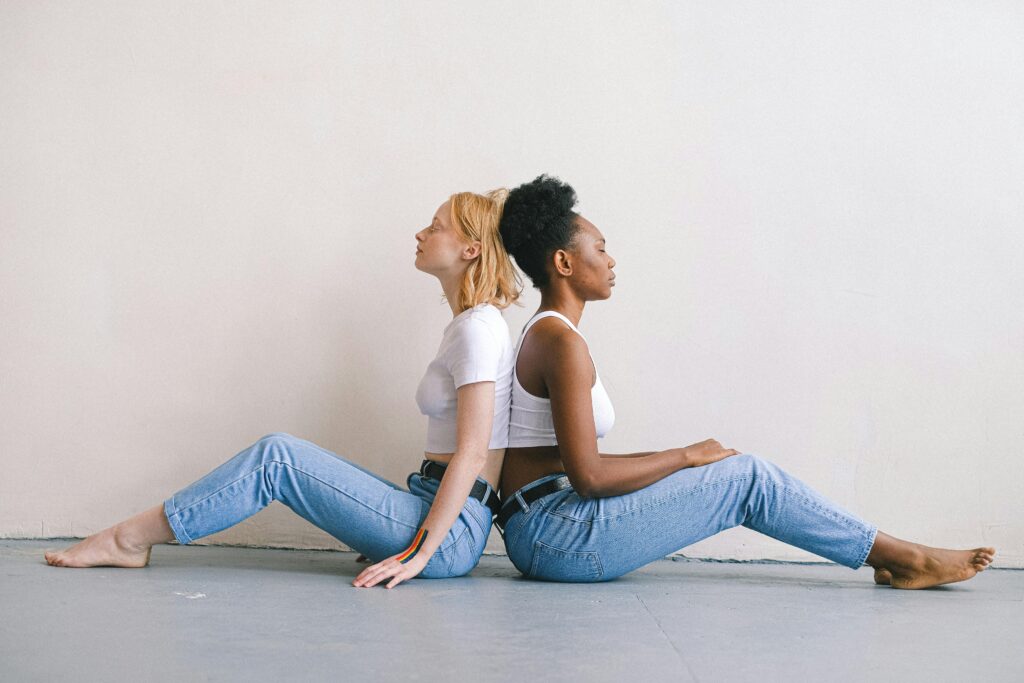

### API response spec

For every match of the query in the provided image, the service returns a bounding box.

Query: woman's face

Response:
[414,200,477,276]
[564,215,616,300]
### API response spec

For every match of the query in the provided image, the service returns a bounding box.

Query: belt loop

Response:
[514,490,529,513]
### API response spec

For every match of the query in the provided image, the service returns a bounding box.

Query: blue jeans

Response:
[501,453,879,582]
[162,432,494,578]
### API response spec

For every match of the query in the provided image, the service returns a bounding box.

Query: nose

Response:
[415,230,425,242]
[608,254,616,269]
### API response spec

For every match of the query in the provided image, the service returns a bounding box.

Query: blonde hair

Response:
[445,188,522,312]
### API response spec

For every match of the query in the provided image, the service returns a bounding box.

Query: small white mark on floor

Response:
[173,591,207,599]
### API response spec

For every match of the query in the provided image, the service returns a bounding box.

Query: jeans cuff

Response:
[852,524,879,569]
[163,497,194,545]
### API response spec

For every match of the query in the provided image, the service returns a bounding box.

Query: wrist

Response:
[674,447,692,470]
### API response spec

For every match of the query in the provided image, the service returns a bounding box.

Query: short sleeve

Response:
[445,317,503,389]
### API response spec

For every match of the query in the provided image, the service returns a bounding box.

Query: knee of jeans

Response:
[729,453,765,477]
[259,431,294,442]
[738,452,784,484]
[256,432,299,463]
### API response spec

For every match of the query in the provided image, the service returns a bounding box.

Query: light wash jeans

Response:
[162,432,494,578]
[501,453,879,582]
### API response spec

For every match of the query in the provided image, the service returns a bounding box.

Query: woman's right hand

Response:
[679,439,740,468]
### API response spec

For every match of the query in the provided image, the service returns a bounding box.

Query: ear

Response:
[551,249,573,277]
[462,240,482,260]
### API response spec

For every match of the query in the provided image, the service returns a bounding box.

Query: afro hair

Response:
[498,174,580,289]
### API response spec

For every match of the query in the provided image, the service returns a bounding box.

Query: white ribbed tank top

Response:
[508,310,615,447]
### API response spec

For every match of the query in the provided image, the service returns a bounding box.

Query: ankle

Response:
[889,543,927,573]
[866,531,926,573]
[112,522,150,552]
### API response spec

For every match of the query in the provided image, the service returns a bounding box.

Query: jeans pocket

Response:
[529,540,604,582]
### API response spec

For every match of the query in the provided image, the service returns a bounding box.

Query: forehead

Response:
[433,200,451,224]
[574,215,604,242]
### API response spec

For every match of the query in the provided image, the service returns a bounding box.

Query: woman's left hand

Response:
[352,551,429,589]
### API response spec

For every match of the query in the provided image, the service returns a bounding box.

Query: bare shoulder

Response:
[526,318,590,370]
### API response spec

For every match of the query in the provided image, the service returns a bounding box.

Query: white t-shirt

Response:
[415,303,513,453]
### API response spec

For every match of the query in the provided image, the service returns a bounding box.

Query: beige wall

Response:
[2,1,1022,566]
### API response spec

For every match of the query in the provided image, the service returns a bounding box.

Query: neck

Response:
[438,270,466,317]
[538,287,585,327]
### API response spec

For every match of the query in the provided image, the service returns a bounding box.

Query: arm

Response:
[545,331,739,495]
[352,380,495,588]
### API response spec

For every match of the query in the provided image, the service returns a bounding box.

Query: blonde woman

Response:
[45,188,521,589]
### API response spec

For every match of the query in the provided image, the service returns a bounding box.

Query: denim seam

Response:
[292,460,419,526]
[170,460,429,546]
[463,497,489,530]
[582,474,755,523]
[163,497,194,545]
[768,479,871,534]
[440,524,471,574]
[510,468,878,572]
[854,524,880,569]
[743,478,876,569]
[502,514,524,549]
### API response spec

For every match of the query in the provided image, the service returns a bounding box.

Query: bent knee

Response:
[255,432,302,460]
[733,452,786,483]
[729,452,769,474]
[258,431,295,443]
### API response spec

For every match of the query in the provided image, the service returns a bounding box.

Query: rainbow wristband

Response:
[396,528,428,564]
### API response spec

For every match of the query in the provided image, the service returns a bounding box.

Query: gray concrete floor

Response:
[2,539,1021,682]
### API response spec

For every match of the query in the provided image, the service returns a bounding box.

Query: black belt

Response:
[495,474,574,533]
[419,459,502,518]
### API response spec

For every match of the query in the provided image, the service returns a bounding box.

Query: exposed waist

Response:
[498,446,564,497]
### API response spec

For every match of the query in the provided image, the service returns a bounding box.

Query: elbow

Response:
[568,472,604,498]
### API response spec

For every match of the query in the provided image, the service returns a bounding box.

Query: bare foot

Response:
[44,525,152,568]
[873,567,892,585]
[887,545,995,589]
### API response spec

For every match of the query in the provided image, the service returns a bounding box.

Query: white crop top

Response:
[508,311,615,447]
[415,303,514,453]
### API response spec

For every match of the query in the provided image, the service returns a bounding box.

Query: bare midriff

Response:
[499,446,566,498]
[423,448,505,491]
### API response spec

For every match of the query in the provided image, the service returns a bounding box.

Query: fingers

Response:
[354,561,391,587]
[353,560,386,586]
[713,449,738,461]
[353,558,408,588]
